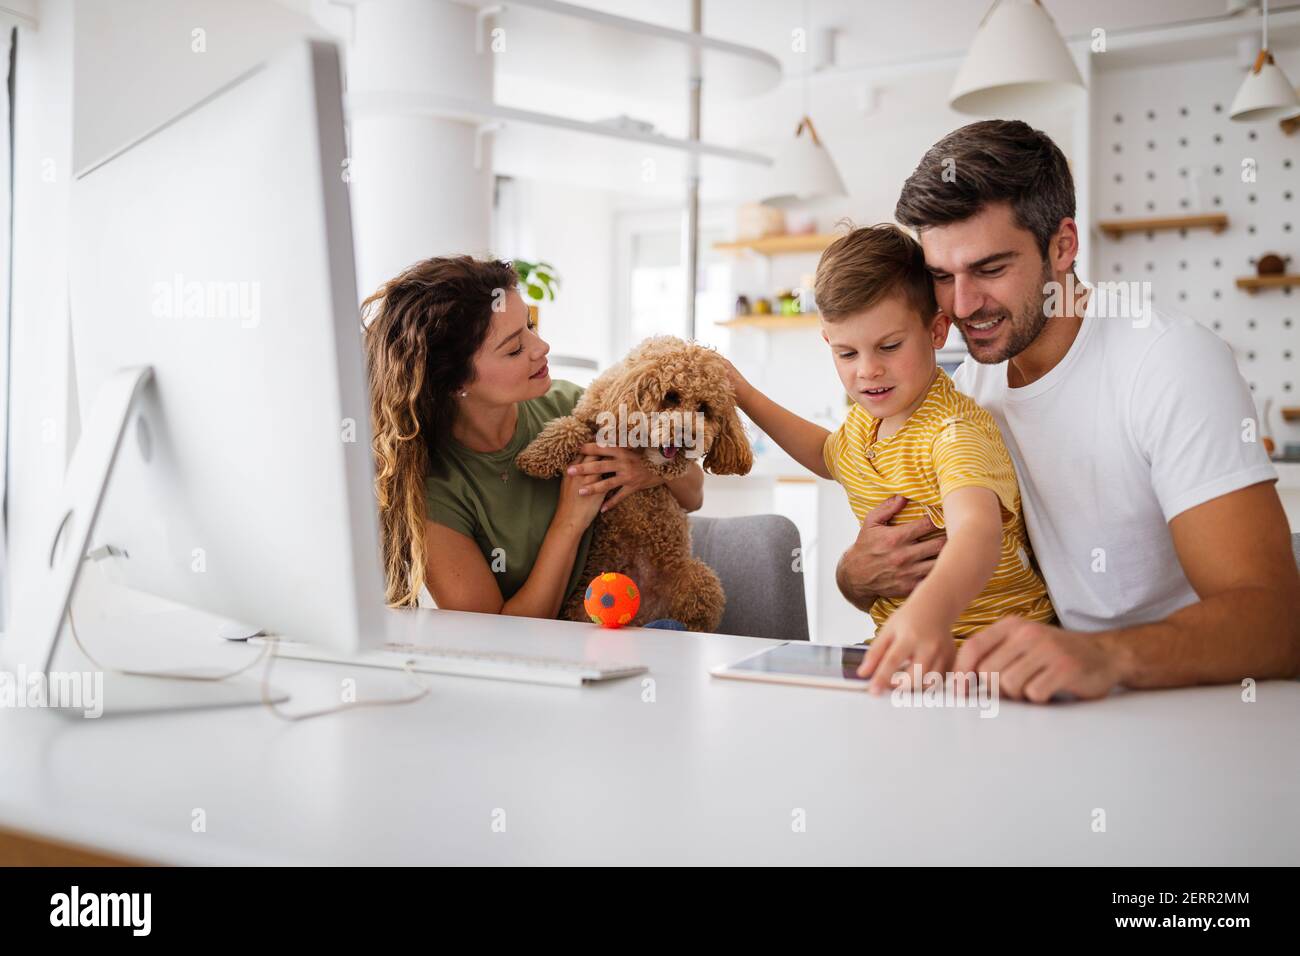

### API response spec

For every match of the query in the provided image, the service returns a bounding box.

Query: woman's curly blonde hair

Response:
[361,255,517,607]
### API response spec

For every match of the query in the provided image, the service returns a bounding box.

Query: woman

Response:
[363,255,704,617]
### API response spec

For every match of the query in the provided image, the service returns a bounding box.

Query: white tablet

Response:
[710,642,872,691]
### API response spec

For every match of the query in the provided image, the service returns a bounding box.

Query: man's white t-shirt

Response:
[953,296,1276,632]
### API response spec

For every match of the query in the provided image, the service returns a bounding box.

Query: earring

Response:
[459,390,468,398]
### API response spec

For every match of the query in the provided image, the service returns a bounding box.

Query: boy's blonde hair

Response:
[814,223,938,324]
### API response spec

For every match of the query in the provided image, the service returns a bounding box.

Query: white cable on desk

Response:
[67,603,271,681]
[258,636,431,722]
[66,587,430,720]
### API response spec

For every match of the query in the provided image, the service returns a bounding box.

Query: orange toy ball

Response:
[584,572,640,628]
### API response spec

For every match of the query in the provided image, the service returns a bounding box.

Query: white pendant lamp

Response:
[758,115,846,205]
[753,0,845,205]
[949,0,1084,116]
[1230,1,1299,122]
[1283,101,1300,131]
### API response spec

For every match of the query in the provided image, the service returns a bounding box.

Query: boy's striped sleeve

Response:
[822,406,858,482]
[929,416,1019,517]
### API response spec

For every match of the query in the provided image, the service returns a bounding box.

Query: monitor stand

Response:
[12,366,287,717]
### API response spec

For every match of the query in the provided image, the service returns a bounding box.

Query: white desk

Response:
[2,603,1298,865]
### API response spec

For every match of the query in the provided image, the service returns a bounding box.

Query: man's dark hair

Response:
[894,120,1075,261]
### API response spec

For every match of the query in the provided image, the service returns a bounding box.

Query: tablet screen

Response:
[724,642,869,680]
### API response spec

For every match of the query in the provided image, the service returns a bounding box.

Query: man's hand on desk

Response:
[954,617,1126,703]
[836,495,946,611]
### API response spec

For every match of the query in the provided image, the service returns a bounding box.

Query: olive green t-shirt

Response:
[424,380,593,606]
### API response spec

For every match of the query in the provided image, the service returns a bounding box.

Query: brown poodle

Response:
[516,336,752,631]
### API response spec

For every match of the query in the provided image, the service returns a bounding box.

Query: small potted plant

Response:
[512,259,560,329]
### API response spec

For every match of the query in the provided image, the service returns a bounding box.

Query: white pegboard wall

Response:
[1093,53,1300,447]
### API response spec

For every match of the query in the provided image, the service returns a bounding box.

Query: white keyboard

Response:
[256,639,648,688]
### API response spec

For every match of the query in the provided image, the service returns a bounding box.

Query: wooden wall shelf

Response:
[717,313,820,330]
[1098,213,1228,239]
[1235,275,1300,294]
[713,234,836,256]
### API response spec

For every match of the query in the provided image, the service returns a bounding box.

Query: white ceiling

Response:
[571,0,1251,72]
[279,1,1300,77]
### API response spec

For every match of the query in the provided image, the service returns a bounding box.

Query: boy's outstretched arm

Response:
[857,486,1004,693]
[724,359,833,480]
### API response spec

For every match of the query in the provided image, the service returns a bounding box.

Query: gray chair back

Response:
[689,514,810,641]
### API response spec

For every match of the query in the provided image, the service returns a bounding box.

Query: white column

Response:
[347,0,495,299]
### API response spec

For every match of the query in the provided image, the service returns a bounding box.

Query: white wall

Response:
[1091,45,1300,449]
[496,177,616,370]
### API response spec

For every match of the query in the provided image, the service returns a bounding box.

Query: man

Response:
[842,119,1300,702]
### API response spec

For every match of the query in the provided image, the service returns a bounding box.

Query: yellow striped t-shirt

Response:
[822,368,1054,637]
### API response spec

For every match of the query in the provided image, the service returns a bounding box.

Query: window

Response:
[614,207,732,356]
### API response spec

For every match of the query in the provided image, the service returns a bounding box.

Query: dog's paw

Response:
[514,442,555,478]
[515,415,592,478]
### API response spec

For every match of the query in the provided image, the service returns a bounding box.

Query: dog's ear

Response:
[604,365,663,424]
[703,406,753,475]
[516,416,593,478]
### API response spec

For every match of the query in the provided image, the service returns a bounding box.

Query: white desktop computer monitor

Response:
[10,40,387,712]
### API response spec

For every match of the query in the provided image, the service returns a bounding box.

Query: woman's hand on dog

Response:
[568,442,666,514]
[554,453,606,533]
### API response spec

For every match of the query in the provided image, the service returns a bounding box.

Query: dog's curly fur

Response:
[516,336,752,631]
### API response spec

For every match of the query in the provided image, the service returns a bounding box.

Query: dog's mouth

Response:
[647,443,692,467]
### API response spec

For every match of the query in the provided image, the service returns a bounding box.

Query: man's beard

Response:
[958,261,1054,365]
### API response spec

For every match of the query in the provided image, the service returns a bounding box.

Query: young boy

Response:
[725,224,1054,692]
